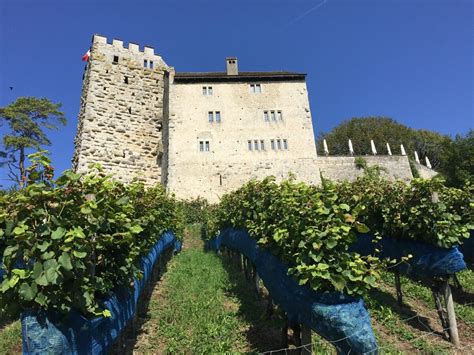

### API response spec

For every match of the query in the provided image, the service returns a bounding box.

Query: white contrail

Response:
[287,0,328,25]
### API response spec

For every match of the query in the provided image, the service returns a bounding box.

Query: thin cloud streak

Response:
[286,0,328,26]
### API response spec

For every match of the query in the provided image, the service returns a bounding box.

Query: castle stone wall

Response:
[73,35,170,185]
[414,162,439,179]
[168,158,321,203]
[166,78,318,202]
[316,155,414,182]
[72,36,438,202]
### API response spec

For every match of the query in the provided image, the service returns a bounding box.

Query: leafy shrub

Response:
[209,177,382,296]
[0,154,183,318]
[439,182,474,229]
[178,197,211,225]
[354,156,367,170]
[337,171,472,248]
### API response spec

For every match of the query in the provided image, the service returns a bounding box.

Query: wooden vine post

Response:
[442,278,460,346]
[430,189,460,346]
[394,270,403,306]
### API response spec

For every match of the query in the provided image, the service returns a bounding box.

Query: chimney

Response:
[226,57,238,75]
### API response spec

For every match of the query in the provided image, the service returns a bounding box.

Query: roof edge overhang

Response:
[173,71,306,83]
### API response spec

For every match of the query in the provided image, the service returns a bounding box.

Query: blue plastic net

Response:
[21,231,179,355]
[208,229,378,355]
[350,233,467,278]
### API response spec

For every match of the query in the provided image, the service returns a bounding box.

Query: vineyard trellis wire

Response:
[259,301,474,355]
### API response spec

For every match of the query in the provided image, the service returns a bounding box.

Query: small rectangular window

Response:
[113,55,119,63]
[205,141,210,151]
[203,86,213,95]
[260,140,265,150]
[144,59,148,68]
[250,83,261,93]
[264,111,269,121]
[271,139,275,150]
[283,139,288,150]
[208,111,214,122]
[150,61,154,69]
[277,139,282,150]
[248,140,252,151]
[215,111,221,122]
[271,111,276,121]
[277,111,283,120]
[254,140,259,150]
[199,141,204,152]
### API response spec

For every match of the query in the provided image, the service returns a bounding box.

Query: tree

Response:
[0,97,66,187]
[317,117,451,168]
[437,130,474,187]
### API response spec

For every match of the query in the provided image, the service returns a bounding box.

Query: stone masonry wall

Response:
[316,155,414,182]
[169,157,321,203]
[72,35,170,185]
[167,78,318,202]
[414,162,439,179]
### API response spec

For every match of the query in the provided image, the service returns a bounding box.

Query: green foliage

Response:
[337,172,473,248]
[354,156,367,170]
[0,153,183,318]
[200,203,219,241]
[208,177,382,296]
[437,130,474,187]
[0,97,66,186]
[178,197,211,224]
[439,182,474,230]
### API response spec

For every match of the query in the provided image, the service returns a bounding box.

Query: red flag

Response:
[82,50,90,62]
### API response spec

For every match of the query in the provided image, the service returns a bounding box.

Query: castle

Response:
[73,35,435,202]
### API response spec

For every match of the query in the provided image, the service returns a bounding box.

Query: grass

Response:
[135,249,247,352]
[0,318,21,355]
[361,269,474,354]
[365,291,450,353]
[382,270,474,326]
[134,225,284,353]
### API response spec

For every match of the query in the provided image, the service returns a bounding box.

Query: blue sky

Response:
[0,0,473,183]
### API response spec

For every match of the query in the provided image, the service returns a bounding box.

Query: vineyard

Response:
[0,154,473,354]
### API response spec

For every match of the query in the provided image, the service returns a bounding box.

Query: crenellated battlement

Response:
[91,34,166,64]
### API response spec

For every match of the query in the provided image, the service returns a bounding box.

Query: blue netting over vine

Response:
[459,230,474,265]
[21,231,180,355]
[350,233,466,278]
[208,229,378,355]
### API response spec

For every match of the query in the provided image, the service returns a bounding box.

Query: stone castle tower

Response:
[74,35,433,202]
[73,35,170,184]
